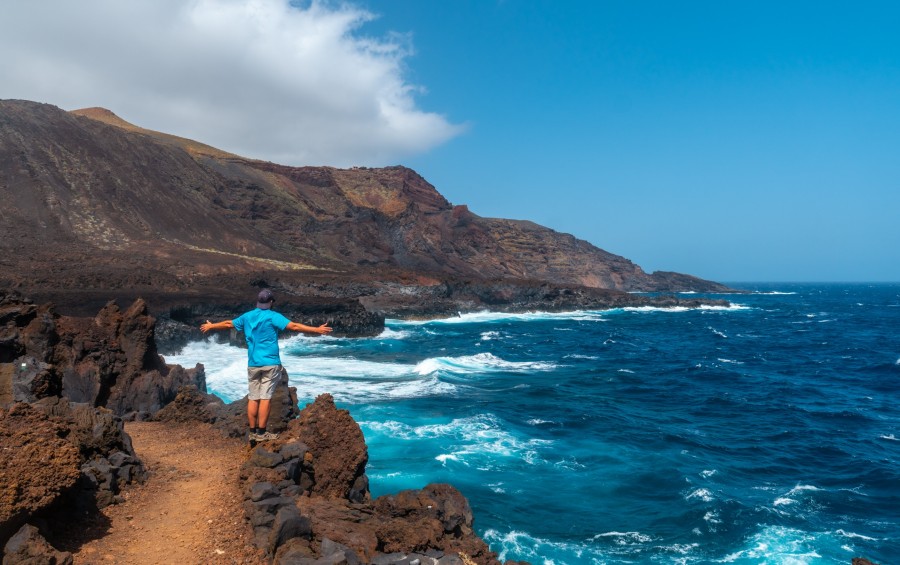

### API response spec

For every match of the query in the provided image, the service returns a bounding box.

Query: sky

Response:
[1,0,898,282]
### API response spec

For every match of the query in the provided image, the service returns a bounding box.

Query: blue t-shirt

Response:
[232,308,291,367]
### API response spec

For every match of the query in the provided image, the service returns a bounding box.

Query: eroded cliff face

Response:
[0,99,731,319]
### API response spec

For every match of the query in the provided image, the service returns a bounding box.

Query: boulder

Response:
[288,394,368,502]
[268,505,312,555]
[372,484,494,563]
[0,404,81,544]
[152,384,223,424]
[27,397,147,512]
[2,524,72,565]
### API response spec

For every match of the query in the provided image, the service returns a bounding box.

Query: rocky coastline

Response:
[0,291,884,565]
[1,291,530,564]
[146,277,735,354]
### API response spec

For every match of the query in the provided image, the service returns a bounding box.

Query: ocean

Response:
[165,283,899,564]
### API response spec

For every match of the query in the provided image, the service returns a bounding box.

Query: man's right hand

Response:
[313,323,333,335]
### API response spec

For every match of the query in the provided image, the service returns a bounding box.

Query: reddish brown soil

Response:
[69,422,262,564]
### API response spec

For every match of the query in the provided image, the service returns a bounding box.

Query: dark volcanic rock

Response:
[237,395,520,565]
[52,298,203,414]
[289,394,369,502]
[3,524,72,565]
[0,292,204,418]
[152,384,223,424]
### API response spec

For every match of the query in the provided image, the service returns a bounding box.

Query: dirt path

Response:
[70,422,262,565]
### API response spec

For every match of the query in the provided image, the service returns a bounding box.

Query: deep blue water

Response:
[166,283,900,564]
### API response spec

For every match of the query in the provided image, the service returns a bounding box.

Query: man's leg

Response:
[247,399,260,429]
[253,366,282,441]
[257,399,271,430]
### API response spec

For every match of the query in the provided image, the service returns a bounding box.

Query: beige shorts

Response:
[247,365,284,400]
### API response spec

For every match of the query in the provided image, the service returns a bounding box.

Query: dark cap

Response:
[256,289,275,310]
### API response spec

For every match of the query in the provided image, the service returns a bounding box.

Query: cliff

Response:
[0,99,732,327]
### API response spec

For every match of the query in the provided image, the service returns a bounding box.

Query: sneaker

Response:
[255,431,279,441]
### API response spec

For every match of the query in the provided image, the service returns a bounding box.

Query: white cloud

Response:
[0,0,465,166]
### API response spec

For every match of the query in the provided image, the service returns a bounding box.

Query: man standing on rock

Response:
[200,289,332,442]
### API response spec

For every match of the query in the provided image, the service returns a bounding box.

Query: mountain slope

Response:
[0,99,730,312]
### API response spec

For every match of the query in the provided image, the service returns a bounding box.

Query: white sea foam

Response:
[623,303,750,313]
[388,302,749,325]
[773,497,796,506]
[754,291,798,295]
[414,352,557,376]
[685,488,714,502]
[592,531,653,545]
[483,529,587,563]
[435,453,462,466]
[162,340,254,402]
[564,354,599,360]
[700,469,718,478]
[293,373,455,404]
[833,529,877,541]
[709,326,728,338]
[717,358,744,365]
[163,340,457,403]
[480,330,502,341]
[617,368,635,373]
[388,309,609,325]
[526,418,556,425]
[655,542,699,555]
[281,333,343,354]
[549,455,585,471]
[786,484,821,496]
[720,526,825,563]
[374,327,410,340]
[880,434,898,441]
[366,413,552,468]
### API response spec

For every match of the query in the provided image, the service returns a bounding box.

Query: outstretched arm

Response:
[286,321,332,335]
[200,320,234,333]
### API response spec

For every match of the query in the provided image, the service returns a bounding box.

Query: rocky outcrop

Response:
[234,394,519,565]
[0,403,81,544]
[0,399,146,555]
[0,292,204,418]
[358,278,733,319]
[289,394,369,502]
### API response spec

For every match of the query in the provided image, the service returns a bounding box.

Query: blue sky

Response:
[2,1,898,282]
[360,1,900,282]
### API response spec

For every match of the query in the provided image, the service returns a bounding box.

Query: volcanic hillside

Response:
[0,100,729,312]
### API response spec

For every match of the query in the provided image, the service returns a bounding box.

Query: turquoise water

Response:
[165,284,900,563]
